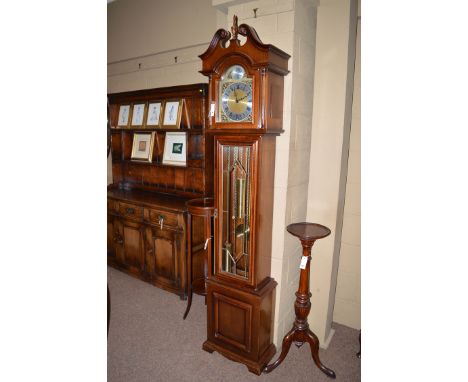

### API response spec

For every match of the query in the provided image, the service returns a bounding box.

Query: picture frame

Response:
[162,132,187,166]
[131,132,155,162]
[162,99,183,128]
[131,103,146,127]
[117,104,131,128]
[146,101,164,127]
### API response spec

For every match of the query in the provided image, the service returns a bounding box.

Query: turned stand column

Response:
[264,222,336,378]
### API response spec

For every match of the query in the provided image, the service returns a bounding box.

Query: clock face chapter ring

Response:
[220,81,253,122]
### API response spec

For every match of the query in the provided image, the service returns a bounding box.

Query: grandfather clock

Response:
[199,17,290,374]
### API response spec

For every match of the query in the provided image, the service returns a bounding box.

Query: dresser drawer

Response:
[147,208,180,229]
[119,202,143,221]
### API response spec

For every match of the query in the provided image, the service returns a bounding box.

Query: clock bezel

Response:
[219,76,253,123]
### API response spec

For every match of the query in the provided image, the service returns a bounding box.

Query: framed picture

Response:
[131,132,155,162]
[117,104,130,127]
[163,132,187,166]
[146,101,163,127]
[131,103,146,127]
[162,99,183,128]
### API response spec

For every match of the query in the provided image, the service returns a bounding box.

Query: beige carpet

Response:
[107,267,361,381]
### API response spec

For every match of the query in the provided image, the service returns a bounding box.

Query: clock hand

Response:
[233,89,239,103]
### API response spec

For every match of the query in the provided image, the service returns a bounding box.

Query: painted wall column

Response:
[306,0,358,345]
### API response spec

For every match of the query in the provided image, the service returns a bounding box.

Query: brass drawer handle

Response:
[204,237,212,250]
[158,214,165,230]
[126,207,135,214]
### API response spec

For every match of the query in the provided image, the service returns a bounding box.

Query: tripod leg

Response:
[306,330,336,379]
[264,328,295,373]
[184,213,193,320]
[183,284,192,320]
[356,331,361,358]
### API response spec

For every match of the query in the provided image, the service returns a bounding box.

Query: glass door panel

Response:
[220,145,252,279]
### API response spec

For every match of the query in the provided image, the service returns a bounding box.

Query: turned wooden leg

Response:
[264,328,295,373]
[183,214,193,320]
[306,330,336,378]
[107,284,110,337]
[183,285,192,320]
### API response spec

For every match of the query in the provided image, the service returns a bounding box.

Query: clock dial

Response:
[220,81,253,122]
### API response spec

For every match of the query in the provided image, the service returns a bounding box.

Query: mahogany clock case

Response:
[199,23,289,134]
[199,19,290,374]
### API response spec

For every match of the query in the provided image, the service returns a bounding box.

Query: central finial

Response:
[231,15,239,40]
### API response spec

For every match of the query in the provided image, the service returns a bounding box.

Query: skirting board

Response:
[320,328,336,350]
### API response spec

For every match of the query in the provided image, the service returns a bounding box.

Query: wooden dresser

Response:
[107,83,213,299]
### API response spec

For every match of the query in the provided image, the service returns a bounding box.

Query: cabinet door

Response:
[215,137,258,287]
[107,215,115,256]
[108,214,124,261]
[146,226,183,289]
[117,219,145,271]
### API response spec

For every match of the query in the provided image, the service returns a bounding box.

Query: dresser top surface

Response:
[108,188,193,212]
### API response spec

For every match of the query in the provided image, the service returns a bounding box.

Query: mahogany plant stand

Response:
[264,222,336,378]
[183,197,215,320]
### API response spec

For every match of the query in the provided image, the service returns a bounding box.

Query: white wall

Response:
[108,0,219,63]
[107,0,221,93]
[333,15,360,330]
[306,0,358,344]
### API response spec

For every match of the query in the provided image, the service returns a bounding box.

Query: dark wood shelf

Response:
[108,187,192,212]
[110,127,204,134]
[108,83,213,197]
[114,158,205,169]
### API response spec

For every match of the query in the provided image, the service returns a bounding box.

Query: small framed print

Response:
[131,103,146,127]
[117,104,130,127]
[146,101,163,127]
[163,132,187,166]
[131,132,155,162]
[162,99,183,128]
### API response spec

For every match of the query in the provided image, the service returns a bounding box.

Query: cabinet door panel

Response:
[155,236,174,280]
[213,292,252,353]
[121,220,144,269]
[107,215,115,255]
[148,227,179,287]
[110,219,125,264]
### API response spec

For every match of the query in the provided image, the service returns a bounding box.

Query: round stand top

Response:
[287,222,331,241]
[186,197,215,216]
